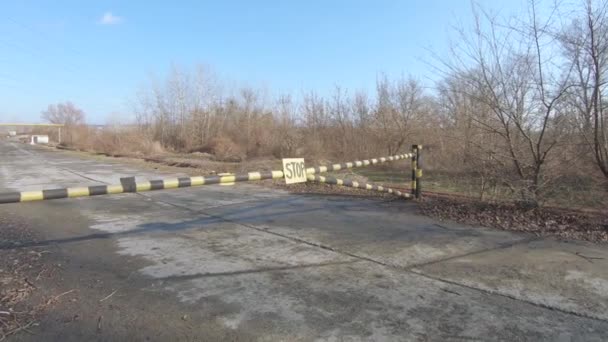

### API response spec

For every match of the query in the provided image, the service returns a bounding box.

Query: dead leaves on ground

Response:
[419,196,608,243]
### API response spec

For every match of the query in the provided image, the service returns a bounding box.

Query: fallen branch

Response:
[24,278,36,289]
[97,315,102,333]
[35,267,46,281]
[1,320,36,341]
[53,289,75,299]
[44,289,75,306]
[0,317,9,328]
[99,290,117,302]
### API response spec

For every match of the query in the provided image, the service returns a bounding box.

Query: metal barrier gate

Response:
[0,145,422,204]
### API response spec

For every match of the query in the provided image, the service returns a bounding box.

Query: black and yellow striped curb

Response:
[307,174,411,199]
[0,171,285,204]
[305,153,413,174]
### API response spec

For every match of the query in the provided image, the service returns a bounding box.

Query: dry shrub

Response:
[116,132,164,156]
[53,125,90,148]
[206,136,244,162]
[270,130,300,158]
[301,139,325,161]
[185,137,245,161]
[70,128,164,157]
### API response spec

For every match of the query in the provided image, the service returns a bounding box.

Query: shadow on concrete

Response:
[0,194,420,251]
[159,260,360,282]
[0,197,320,250]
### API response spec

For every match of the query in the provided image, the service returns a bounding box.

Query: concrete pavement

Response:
[1,141,607,341]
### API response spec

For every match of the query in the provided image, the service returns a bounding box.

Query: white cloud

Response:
[99,12,123,25]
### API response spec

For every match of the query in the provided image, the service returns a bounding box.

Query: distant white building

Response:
[30,135,49,145]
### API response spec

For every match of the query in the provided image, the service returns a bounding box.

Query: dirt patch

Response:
[419,196,608,243]
[0,215,64,340]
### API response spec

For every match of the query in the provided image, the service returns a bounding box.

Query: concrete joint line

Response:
[60,167,111,185]
[407,269,608,324]
[402,236,543,271]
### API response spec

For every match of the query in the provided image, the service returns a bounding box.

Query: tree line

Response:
[43,0,608,206]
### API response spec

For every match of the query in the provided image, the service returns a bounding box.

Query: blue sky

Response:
[0,0,529,124]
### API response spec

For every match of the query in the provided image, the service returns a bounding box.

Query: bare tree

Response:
[41,101,86,144]
[328,86,353,156]
[373,75,425,155]
[272,94,299,157]
[301,91,328,157]
[437,71,503,200]
[560,0,608,181]
[188,65,220,148]
[41,101,85,126]
[438,1,574,205]
[352,91,374,156]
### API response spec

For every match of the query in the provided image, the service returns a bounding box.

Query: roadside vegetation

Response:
[36,1,608,214]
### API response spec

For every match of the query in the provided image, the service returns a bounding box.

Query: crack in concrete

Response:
[59,168,111,184]
[407,269,608,323]
[402,236,542,270]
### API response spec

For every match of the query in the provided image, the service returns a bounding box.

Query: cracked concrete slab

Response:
[159,259,608,341]
[204,196,531,268]
[415,238,608,321]
[114,224,355,279]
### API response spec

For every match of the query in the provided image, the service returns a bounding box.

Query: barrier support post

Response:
[411,145,422,199]
[120,176,137,193]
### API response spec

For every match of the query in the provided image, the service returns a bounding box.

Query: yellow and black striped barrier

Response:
[0,151,421,204]
[306,174,411,198]
[0,171,285,204]
[305,153,412,175]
